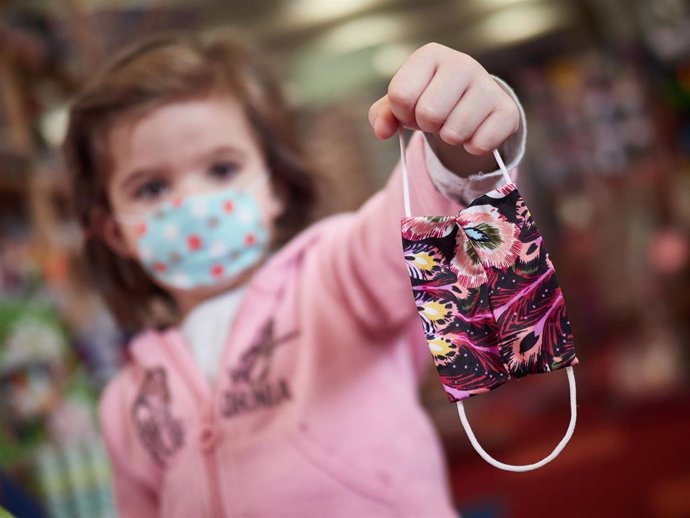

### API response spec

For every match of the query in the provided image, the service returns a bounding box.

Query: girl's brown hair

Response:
[64,30,318,333]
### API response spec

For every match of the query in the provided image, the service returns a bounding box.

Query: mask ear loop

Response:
[457,366,577,472]
[398,131,514,218]
[486,146,577,472]
[399,130,413,218]
[493,148,513,187]
[398,128,578,472]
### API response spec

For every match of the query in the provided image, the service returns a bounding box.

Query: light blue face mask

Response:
[118,173,270,290]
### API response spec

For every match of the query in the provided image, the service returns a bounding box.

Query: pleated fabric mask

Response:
[399,130,579,472]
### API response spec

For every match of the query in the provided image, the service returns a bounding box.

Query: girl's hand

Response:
[368,42,520,157]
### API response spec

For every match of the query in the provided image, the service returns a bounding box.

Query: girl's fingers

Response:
[367,95,386,127]
[371,43,520,146]
[368,95,400,139]
[437,84,494,146]
[463,104,519,156]
[414,66,471,133]
[386,45,437,129]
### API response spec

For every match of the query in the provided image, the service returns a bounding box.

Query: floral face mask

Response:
[399,131,579,472]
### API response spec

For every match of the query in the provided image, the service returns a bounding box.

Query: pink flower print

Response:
[450,230,488,288]
[458,205,521,270]
[401,216,455,241]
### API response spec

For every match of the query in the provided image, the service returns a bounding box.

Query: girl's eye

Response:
[209,161,239,181]
[134,179,169,200]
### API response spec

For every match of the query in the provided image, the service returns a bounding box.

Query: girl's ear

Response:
[90,206,136,259]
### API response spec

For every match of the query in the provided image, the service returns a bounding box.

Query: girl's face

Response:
[103,96,282,315]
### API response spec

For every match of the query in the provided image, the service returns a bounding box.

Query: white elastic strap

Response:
[399,130,412,218]
[456,365,577,472]
[398,130,513,219]
[493,148,513,186]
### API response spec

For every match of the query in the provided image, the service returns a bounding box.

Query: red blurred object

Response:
[451,392,690,518]
[649,229,689,275]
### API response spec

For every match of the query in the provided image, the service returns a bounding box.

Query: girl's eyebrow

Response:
[202,145,248,160]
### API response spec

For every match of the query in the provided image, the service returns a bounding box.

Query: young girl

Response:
[65,32,525,517]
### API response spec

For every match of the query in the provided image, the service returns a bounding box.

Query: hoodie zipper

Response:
[165,335,227,518]
[203,441,224,518]
[164,275,285,518]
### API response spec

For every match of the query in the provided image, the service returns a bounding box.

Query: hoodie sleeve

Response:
[313,76,526,336]
[99,369,160,518]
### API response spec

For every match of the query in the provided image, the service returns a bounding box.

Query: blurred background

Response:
[0,0,689,517]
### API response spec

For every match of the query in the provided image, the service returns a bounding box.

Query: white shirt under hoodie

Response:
[182,76,527,384]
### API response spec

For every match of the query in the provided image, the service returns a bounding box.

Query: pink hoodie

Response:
[99,130,520,518]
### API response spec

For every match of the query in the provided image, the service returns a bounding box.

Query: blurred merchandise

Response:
[1,4,121,516]
[34,439,115,518]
